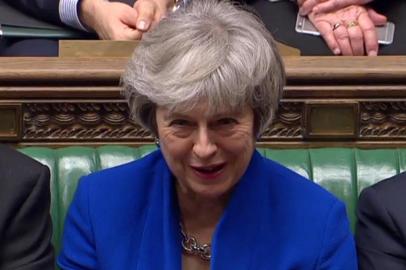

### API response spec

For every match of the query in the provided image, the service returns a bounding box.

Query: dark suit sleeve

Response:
[0,163,54,270]
[356,186,406,270]
[3,0,62,25]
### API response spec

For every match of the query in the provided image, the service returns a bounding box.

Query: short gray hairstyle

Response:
[122,0,285,136]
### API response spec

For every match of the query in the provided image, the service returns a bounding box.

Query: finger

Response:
[299,0,319,16]
[312,0,360,14]
[358,11,378,56]
[121,28,143,40]
[119,5,139,29]
[313,0,373,13]
[297,0,305,7]
[106,21,142,40]
[135,0,156,31]
[367,8,387,26]
[317,21,341,55]
[312,0,342,14]
[108,6,140,40]
[347,24,364,55]
[333,24,353,55]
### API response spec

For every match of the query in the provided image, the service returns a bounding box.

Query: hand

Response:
[79,0,173,40]
[298,0,373,16]
[133,0,174,32]
[80,0,142,40]
[308,5,386,56]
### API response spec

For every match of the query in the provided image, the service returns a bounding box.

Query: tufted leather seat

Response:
[19,146,406,257]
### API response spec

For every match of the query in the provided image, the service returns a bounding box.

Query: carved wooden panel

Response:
[261,102,303,139]
[304,102,358,139]
[360,101,406,138]
[23,102,152,141]
[10,99,406,145]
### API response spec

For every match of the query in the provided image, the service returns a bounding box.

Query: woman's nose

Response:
[192,127,217,159]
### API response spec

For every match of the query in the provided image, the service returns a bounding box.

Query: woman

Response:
[58,0,357,269]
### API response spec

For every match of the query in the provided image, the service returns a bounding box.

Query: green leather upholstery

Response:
[19,146,406,257]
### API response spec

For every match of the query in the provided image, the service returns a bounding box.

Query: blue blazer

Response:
[58,150,357,269]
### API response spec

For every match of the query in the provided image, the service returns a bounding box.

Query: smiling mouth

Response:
[190,163,226,179]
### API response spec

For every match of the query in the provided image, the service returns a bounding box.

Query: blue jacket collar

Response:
[136,150,266,270]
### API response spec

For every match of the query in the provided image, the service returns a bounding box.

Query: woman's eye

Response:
[216,118,237,126]
[169,119,190,127]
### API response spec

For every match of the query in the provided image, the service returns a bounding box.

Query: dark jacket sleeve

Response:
[3,0,62,25]
[0,146,54,270]
[356,175,406,270]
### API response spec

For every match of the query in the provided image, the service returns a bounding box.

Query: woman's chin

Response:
[188,180,235,200]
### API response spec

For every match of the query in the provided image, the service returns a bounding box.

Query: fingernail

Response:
[368,50,377,56]
[334,48,341,55]
[299,8,305,16]
[137,20,149,31]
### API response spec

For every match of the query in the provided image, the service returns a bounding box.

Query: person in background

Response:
[0,0,174,56]
[0,144,54,270]
[356,171,406,270]
[251,0,405,56]
[5,0,174,40]
[58,0,357,269]
[298,0,386,56]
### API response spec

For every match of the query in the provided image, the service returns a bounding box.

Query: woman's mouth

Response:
[190,163,226,180]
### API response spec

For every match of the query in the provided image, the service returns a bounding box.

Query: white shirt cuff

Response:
[59,0,89,32]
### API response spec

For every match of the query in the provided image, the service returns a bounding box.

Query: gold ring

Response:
[332,23,341,31]
[347,21,358,28]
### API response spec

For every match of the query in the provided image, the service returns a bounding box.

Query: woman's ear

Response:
[154,137,160,148]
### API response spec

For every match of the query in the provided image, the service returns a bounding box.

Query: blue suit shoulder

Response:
[259,155,351,238]
[256,156,356,269]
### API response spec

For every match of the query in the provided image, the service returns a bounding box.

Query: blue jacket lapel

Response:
[136,155,181,270]
[212,151,267,270]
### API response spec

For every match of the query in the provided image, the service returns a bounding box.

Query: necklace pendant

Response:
[180,223,212,261]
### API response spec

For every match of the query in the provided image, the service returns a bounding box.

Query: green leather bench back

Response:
[19,146,406,256]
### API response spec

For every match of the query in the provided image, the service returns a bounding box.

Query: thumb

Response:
[367,8,387,26]
[134,0,156,31]
[120,5,139,29]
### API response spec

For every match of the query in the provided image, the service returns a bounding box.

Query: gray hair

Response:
[122,0,285,136]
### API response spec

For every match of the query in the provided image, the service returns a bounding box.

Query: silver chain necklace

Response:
[180,223,211,261]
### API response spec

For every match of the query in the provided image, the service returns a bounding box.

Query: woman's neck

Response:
[176,186,229,243]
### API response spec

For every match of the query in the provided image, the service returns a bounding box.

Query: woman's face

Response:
[156,102,256,199]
